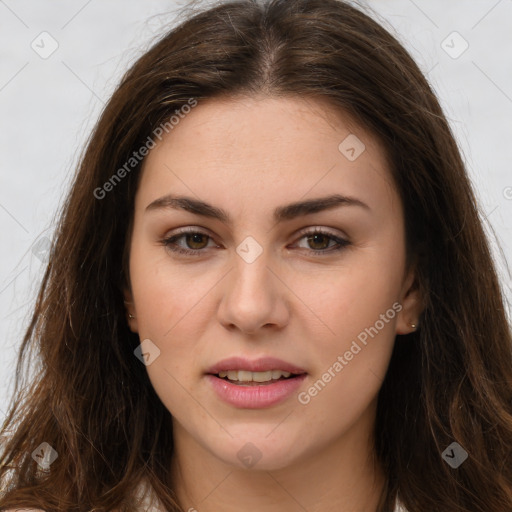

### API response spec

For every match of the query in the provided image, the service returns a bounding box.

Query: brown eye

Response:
[306,233,332,251]
[294,228,350,255]
[161,230,216,256]
[183,233,209,250]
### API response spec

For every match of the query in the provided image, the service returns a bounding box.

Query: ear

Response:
[123,287,139,333]
[395,266,423,335]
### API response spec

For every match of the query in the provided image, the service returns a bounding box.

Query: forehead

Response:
[136,95,398,220]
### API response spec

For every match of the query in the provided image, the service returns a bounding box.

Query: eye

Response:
[160,227,350,257]
[161,228,217,256]
[292,227,350,255]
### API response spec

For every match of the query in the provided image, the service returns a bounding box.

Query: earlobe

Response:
[123,288,139,333]
[395,268,423,335]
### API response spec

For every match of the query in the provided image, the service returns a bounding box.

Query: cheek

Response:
[129,239,205,335]
[128,244,204,415]
[128,240,216,380]
[295,245,402,398]
[295,249,403,340]
[297,270,399,424]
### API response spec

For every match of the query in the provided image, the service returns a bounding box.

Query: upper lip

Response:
[206,356,307,375]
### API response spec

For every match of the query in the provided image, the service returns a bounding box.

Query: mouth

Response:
[205,356,308,408]
[210,369,306,386]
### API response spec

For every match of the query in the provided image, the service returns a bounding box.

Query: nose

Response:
[217,248,289,335]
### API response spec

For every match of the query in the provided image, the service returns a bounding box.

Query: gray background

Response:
[1,0,511,419]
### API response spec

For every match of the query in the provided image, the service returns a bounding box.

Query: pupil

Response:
[309,234,327,250]
[187,233,206,249]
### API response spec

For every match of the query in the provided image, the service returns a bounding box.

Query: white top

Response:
[395,499,408,511]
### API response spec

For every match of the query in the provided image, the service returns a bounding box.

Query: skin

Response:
[124,95,423,512]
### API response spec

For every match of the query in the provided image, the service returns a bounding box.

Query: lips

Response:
[205,356,308,408]
[206,373,307,408]
[205,356,307,375]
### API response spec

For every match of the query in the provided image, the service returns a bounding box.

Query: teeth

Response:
[271,369,290,380]
[218,370,292,382]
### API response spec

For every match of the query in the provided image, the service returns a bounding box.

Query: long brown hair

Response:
[1,1,511,511]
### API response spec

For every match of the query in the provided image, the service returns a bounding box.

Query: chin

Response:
[209,434,303,472]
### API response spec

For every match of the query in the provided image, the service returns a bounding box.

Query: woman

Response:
[0,0,511,511]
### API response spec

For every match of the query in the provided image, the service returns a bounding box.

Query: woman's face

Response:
[125,95,421,471]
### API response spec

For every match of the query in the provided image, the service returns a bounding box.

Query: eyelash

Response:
[160,227,350,257]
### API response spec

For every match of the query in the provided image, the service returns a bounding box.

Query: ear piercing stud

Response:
[128,313,135,319]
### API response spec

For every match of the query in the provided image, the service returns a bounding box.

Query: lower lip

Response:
[206,374,307,409]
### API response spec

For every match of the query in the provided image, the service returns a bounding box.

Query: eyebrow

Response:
[145,193,370,225]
